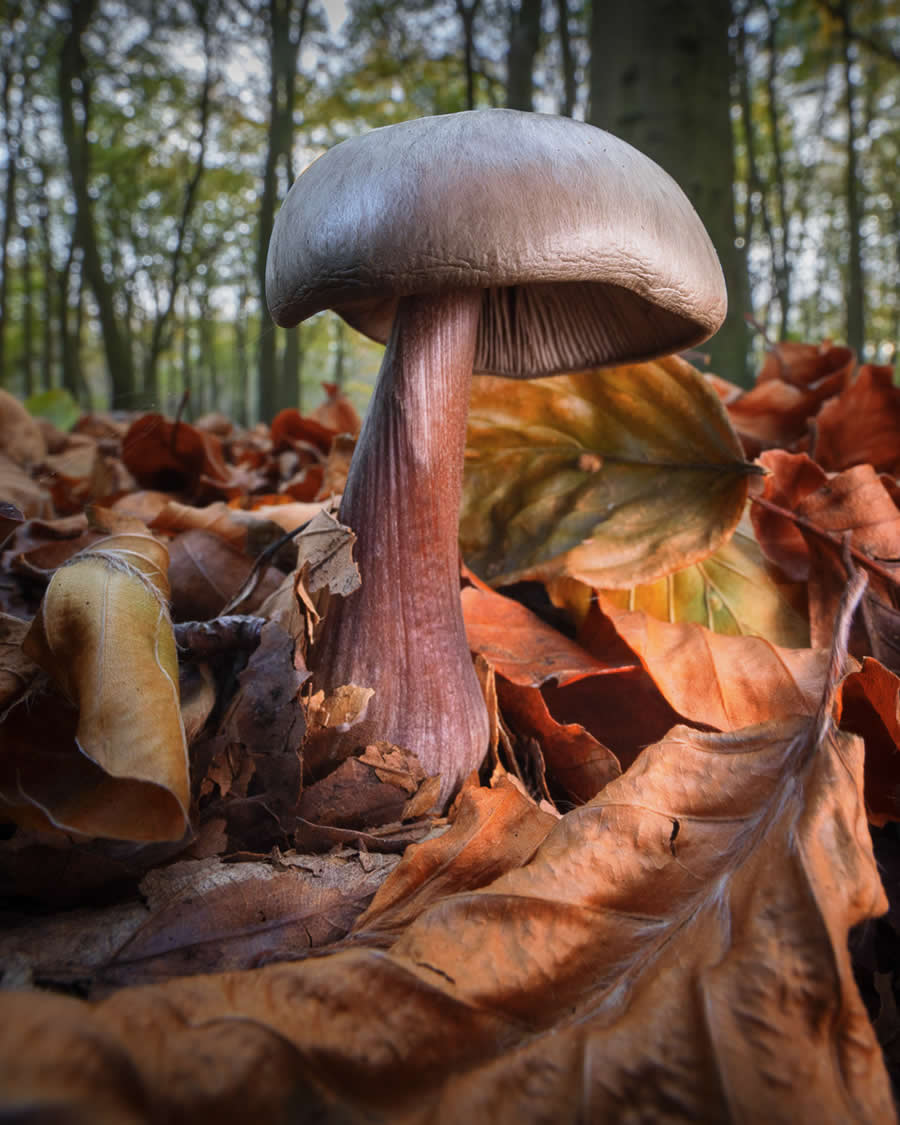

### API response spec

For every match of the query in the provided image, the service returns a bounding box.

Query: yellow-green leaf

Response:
[461,355,753,588]
[589,509,810,647]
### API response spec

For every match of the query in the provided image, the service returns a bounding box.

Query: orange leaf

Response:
[813,364,900,474]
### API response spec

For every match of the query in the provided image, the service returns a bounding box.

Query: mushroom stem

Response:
[312,288,489,804]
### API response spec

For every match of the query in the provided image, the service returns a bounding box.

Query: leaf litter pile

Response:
[2,349,900,1120]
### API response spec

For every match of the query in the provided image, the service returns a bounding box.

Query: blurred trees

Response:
[0,0,896,417]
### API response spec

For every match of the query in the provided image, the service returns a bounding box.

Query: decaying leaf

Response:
[461,582,631,686]
[813,364,900,474]
[0,529,190,842]
[0,578,891,1122]
[596,595,831,731]
[462,355,753,588]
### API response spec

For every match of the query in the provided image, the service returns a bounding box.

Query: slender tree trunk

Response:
[333,315,346,390]
[555,0,576,117]
[58,239,83,399]
[840,1,865,356]
[143,0,213,400]
[57,0,136,404]
[21,224,34,397]
[0,52,19,385]
[589,0,751,385]
[454,0,480,110]
[39,197,54,390]
[764,0,791,339]
[256,0,310,422]
[506,0,542,111]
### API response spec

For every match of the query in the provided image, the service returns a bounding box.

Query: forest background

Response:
[0,0,897,425]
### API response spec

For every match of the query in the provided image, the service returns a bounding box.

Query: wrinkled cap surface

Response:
[266,109,727,376]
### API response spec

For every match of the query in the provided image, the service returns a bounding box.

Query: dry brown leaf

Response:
[838,657,900,825]
[355,777,558,938]
[0,530,190,841]
[0,593,890,1122]
[0,501,23,547]
[0,389,46,466]
[0,452,51,518]
[298,743,433,830]
[813,364,900,474]
[597,595,830,730]
[723,340,854,452]
[166,528,285,621]
[0,613,38,712]
[461,582,632,686]
[495,676,620,803]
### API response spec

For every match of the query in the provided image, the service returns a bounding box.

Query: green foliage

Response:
[24,389,81,432]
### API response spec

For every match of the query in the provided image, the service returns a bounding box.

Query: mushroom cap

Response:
[266,109,727,376]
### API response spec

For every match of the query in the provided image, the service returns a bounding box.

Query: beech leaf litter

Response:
[2,345,900,1121]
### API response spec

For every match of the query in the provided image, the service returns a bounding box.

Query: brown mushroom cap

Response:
[266,109,727,376]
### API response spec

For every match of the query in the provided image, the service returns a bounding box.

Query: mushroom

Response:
[266,108,727,805]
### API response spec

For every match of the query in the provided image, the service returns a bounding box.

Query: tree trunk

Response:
[21,224,34,397]
[57,0,137,404]
[143,0,213,401]
[256,0,309,422]
[764,0,791,339]
[555,0,576,117]
[588,0,751,385]
[506,0,542,111]
[0,52,19,386]
[454,0,480,110]
[840,2,865,356]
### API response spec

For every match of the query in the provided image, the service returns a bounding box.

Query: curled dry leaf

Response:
[597,595,831,731]
[0,591,891,1122]
[0,452,51,518]
[461,584,624,800]
[723,340,854,452]
[462,355,752,589]
[121,413,235,496]
[166,528,286,621]
[0,388,46,467]
[813,364,900,474]
[298,743,435,830]
[461,582,631,687]
[0,501,23,547]
[0,530,190,842]
[838,657,900,825]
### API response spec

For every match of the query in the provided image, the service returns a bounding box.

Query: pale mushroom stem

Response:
[312,288,489,805]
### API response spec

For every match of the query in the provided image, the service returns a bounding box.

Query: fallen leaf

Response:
[0,389,47,466]
[724,340,854,452]
[0,585,890,1121]
[495,676,620,803]
[462,355,752,588]
[0,501,23,547]
[309,382,361,436]
[1,530,190,842]
[0,452,51,518]
[592,508,810,648]
[813,365,900,474]
[596,595,831,730]
[838,657,900,825]
[121,413,235,496]
[298,743,433,830]
[166,528,285,621]
[461,583,631,687]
